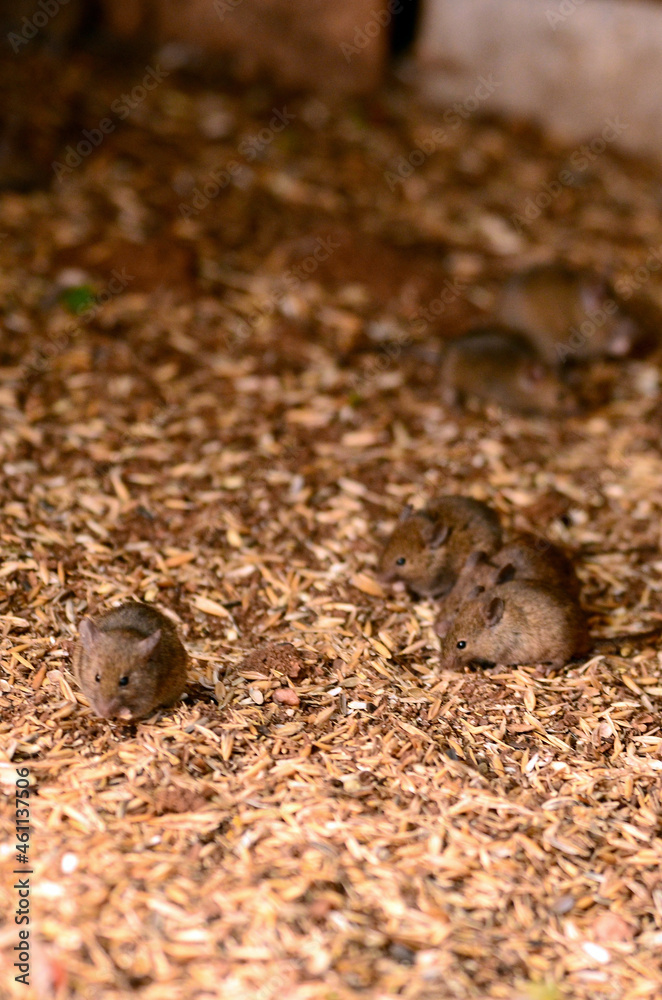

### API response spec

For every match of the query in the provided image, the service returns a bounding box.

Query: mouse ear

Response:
[429,523,451,549]
[484,597,505,627]
[495,563,516,585]
[399,504,414,523]
[79,617,100,648]
[136,629,161,658]
[464,550,488,571]
[433,616,447,637]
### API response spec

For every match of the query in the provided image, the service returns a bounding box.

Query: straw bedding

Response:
[0,49,661,1000]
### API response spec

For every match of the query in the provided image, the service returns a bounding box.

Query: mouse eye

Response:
[95,673,101,683]
[119,676,129,687]
[456,641,467,650]
[395,557,406,566]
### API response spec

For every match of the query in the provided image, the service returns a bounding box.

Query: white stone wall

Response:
[416,0,662,160]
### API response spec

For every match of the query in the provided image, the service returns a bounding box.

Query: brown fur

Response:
[496,264,637,365]
[434,532,581,638]
[379,496,502,598]
[73,602,188,721]
[438,579,589,670]
[441,324,574,414]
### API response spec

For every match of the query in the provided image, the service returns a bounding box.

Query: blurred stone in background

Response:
[4,0,662,162]
[416,0,662,162]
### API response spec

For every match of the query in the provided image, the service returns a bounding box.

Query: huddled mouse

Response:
[438,262,644,413]
[73,602,188,721]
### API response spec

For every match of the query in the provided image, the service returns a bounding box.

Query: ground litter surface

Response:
[1,48,662,1000]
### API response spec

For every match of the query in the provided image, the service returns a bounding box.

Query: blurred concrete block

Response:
[101,0,392,92]
[416,0,662,160]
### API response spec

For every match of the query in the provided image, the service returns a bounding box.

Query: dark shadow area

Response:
[390,0,421,56]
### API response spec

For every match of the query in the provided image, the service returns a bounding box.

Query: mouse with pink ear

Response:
[440,325,574,414]
[73,602,188,721]
[438,579,588,671]
[379,495,502,598]
[434,532,581,639]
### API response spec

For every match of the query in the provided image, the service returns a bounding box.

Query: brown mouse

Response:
[441,324,574,414]
[379,495,502,598]
[495,264,638,365]
[438,579,589,671]
[73,602,188,721]
[434,532,581,638]
[489,532,581,597]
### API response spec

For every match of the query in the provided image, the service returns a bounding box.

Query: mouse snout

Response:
[438,645,458,670]
[378,564,410,588]
[93,696,125,720]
